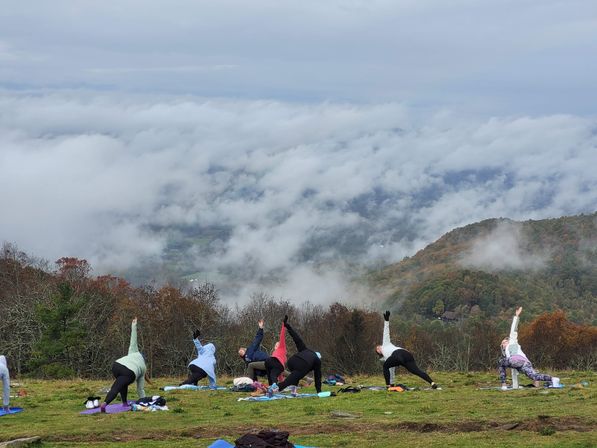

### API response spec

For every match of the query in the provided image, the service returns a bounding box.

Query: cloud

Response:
[1,1,596,114]
[459,221,550,272]
[0,91,596,303]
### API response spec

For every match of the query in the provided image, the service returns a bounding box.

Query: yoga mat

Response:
[207,440,234,448]
[479,384,565,391]
[0,407,23,416]
[207,440,315,448]
[238,391,331,402]
[80,401,133,414]
[162,385,227,391]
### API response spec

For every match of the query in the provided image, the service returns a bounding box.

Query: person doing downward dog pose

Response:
[376,311,437,389]
[0,355,10,412]
[264,321,287,386]
[101,318,149,412]
[238,320,270,380]
[268,316,322,396]
[499,307,558,389]
[180,329,217,388]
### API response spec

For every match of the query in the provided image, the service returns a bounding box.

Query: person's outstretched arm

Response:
[247,320,265,359]
[128,318,139,354]
[509,307,522,341]
[283,316,306,352]
[382,311,392,346]
[192,329,203,354]
[277,322,287,353]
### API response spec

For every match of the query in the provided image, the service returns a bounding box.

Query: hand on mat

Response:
[258,319,264,329]
[383,310,390,321]
[283,315,288,324]
[193,329,201,339]
[515,307,522,317]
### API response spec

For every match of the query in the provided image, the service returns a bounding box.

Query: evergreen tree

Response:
[29,283,87,378]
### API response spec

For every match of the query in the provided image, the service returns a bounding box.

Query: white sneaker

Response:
[551,377,560,387]
[501,385,508,391]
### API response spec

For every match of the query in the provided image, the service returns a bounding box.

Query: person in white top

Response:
[499,307,558,389]
[376,311,437,389]
[0,355,10,412]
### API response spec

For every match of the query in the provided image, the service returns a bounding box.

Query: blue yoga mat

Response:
[238,391,331,402]
[208,440,234,448]
[0,407,24,416]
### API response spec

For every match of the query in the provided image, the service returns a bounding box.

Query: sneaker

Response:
[431,382,438,389]
[551,377,560,387]
[100,403,107,413]
[501,385,508,391]
[267,383,279,398]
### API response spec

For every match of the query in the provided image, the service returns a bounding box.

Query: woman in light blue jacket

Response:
[180,329,217,389]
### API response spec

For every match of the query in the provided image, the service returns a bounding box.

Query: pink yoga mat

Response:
[80,402,133,415]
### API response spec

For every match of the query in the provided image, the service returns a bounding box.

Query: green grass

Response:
[1,371,595,447]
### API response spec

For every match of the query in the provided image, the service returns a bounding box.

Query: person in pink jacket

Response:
[264,322,287,385]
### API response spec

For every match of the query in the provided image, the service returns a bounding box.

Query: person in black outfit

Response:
[376,310,437,389]
[268,316,322,395]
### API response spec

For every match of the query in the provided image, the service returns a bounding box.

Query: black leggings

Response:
[180,365,208,386]
[104,362,136,405]
[265,357,285,386]
[384,349,433,385]
[277,356,310,390]
[277,323,322,393]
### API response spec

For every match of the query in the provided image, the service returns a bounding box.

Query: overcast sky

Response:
[1,1,596,302]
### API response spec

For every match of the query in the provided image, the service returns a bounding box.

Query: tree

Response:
[28,283,87,378]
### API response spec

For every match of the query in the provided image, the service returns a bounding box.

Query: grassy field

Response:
[1,371,595,447]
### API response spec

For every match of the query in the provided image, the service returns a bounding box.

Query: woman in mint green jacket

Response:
[101,318,147,412]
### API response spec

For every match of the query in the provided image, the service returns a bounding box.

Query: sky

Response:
[1,1,596,303]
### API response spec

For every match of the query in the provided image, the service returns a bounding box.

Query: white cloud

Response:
[459,221,550,271]
[1,1,596,114]
[0,91,596,303]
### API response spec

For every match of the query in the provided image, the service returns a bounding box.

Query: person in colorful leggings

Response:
[499,307,558,389]
[101,318,149,412]
[180,328,217,388]
[268,316,322,396]
[376,311,437,389]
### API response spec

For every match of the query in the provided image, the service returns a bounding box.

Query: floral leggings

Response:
[498,356,552,383]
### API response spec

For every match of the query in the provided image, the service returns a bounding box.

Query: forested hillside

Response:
[1,213,596,379]
[370,213,597,324]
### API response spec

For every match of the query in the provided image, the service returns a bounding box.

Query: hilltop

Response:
[369,213,597,324]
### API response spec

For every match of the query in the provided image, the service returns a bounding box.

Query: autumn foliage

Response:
[1,243,595,379]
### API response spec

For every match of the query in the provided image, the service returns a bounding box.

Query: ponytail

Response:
[144,371,153,385]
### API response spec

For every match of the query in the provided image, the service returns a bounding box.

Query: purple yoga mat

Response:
[80,401,133,415]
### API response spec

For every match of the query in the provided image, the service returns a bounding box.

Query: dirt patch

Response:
[44,416,596,442]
